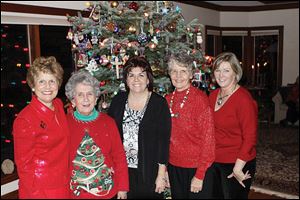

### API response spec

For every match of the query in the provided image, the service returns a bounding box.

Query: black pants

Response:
[127,168,163,199]
[286,101,299,123]
[204,159,256,199]
[168,163,212,199]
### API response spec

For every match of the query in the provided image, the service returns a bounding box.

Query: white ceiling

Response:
[2,1,281,10]
[205,1,265,6]
[2,1,88,10]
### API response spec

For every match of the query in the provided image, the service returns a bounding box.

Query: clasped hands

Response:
[155,171,170,194]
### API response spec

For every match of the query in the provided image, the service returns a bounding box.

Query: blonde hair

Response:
[212,52,243,82]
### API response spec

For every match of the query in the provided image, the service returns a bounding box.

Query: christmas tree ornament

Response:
[101,101,108,109]
[100,55,109,66]
[113,25,119,33]
[77,54,88,68]
[149,42,156,49]
[151,36,158,45]
[100,81,106,87]
[197,32,203,44]
[137,32,148,44]
[111,1,119,8]
[149,23,154,36]
[86,39,93,49]
[128,25,137,33]
[166,21,176,32]
[111,56,123,79]
[78,34,84,41]
[66,28,73,40]
[91,11,100,22]
[119,48,126,57]
[85,58,99,74]
[73,34,79,45]
[106,22,116,32]
[175,5,182,13]
[128,2,139,11]
[161,7,169,15]
[91,35,98,45]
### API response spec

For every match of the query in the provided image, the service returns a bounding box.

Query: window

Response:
[1,25,31,176]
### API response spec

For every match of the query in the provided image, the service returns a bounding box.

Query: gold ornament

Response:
[167,21,177,32]
[111,1,119,8]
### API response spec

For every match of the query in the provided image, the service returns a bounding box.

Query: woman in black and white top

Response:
[108,56,171,199]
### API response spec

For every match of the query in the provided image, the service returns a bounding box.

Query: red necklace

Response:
[169,87,190,118]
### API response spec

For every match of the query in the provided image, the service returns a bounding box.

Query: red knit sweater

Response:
[67,113,129,199]
[165,86,215,180]
[209,87,258,163]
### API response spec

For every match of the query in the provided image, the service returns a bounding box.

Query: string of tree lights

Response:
[1,24,31,163]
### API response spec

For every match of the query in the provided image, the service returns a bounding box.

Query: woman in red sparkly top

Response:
[13,56,69,198]
[208,52,257,199]
[165,50,215,199]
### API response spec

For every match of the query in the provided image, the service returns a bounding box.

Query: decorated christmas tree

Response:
[66,1,215,110]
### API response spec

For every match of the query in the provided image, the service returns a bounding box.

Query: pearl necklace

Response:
[169,87,190,118]
[217,84,237,106]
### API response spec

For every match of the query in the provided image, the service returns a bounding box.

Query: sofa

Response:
[272,87,289,124]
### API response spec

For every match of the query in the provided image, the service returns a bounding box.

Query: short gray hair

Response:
[212,52,243,82]
[167,50,194,74]
[65,70,100,101]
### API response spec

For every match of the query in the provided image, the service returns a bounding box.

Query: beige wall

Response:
[221,9,299,85]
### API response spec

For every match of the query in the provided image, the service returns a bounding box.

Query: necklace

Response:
[169,87,190,118]
[217,84,237,106]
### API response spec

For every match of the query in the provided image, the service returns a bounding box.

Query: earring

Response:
[32,88,35,92]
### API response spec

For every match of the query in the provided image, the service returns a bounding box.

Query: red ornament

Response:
[128,2,139,11]
[100,81,106,86]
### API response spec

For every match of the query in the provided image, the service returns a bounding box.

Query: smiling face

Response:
[169,62,193,92]
[33,72,59,108]
[214,61,237,89]
[72,83,97,116]
[126,67,149,94]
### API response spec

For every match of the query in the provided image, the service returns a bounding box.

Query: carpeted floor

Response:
[253,123,299,196]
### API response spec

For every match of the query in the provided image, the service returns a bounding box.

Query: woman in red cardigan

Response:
[13,56,69,198]
[208,52,258,199]
[65,70,128,199]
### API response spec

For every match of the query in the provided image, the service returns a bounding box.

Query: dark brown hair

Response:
[122,56,154,91]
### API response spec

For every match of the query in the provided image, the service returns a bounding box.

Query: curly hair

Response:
[65,70,100,101]
[26,56,64,89]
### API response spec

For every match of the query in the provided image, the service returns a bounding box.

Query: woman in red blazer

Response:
[13,56,69,198]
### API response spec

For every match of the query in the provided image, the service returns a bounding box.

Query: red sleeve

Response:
[13,117,36,188]
[195,94,215,180]
[107,118,129,192]
[236,95,258,161]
